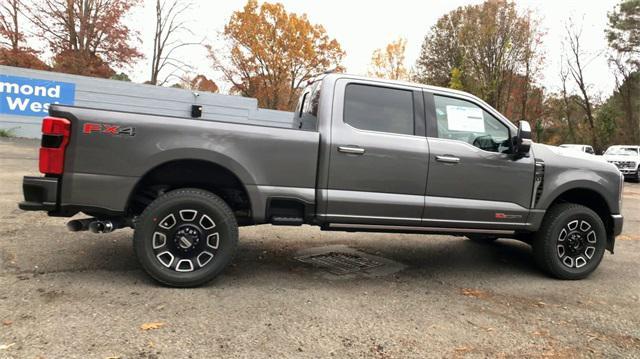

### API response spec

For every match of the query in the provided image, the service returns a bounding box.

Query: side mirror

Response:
[513,121,532,154]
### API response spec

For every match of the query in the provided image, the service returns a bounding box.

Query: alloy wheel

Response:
[556,219,597,269]
[152,209,220,272]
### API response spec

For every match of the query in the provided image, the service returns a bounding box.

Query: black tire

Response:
[533,203,606,280]
[466,234,498,243]
[133,188,238,287]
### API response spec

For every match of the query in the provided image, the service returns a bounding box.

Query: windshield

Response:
[605,147,638,156]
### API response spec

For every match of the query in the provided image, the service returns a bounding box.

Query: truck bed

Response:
[51,105,320,221]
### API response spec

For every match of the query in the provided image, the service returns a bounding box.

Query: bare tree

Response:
[519,12,545,123]
[559,58,576,143]
[0,0,21,50]
[149,0,200,86]
[563,20,600,150]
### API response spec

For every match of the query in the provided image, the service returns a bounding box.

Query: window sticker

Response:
[445,105,484,132]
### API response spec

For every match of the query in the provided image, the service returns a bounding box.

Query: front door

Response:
[324,79,429,225]
[424,92,535,229]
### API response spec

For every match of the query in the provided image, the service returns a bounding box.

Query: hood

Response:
[533,143,615,169]
[549,145,607,163]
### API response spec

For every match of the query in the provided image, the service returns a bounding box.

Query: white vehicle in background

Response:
[604,145,640,182]
[559,144,596,155]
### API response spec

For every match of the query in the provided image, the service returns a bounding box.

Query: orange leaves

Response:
[460,288,490,299]
[368,37,410,81]
[211,0,345,111]
[0,48,49,70]
[190,75,219,94]
[29,0,142,78]
[140,322,165,331]
[52,50,116,78]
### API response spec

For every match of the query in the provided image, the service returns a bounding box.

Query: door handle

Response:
[435,155,460,164]
[338,146,365,155]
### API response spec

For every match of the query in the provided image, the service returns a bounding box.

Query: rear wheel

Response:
[133,188,238,287]
[533,203,606,280]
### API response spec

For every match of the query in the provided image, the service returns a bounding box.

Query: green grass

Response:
[0,127,17,138]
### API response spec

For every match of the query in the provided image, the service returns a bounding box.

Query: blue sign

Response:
[0,74,75,117]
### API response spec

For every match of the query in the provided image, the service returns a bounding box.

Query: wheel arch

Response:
[544,187,615,252]
[126,157,255,224]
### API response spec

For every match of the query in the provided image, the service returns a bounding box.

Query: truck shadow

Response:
[6,228,542,285]
[225,233,542,283]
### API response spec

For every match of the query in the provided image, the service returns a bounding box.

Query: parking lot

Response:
[1,137,639,358]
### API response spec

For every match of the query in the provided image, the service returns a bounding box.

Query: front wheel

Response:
[533,203,606,280]
[133,188,238,287]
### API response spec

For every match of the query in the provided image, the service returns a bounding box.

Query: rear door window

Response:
[344,84,414,135]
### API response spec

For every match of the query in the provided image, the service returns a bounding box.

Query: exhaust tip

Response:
[67,218,92,232]
[89,220,115,234]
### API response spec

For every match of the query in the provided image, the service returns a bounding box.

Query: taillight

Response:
[39,117,71,175]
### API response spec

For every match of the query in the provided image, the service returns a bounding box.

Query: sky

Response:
[126,0,620,97]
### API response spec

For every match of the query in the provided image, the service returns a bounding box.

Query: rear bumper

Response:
[18,176,59,211]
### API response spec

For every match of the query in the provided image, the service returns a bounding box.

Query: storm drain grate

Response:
[295,251,384,275]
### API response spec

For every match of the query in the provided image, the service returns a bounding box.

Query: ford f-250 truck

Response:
[19,74,624,287]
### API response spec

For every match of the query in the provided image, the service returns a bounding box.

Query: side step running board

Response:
[270,216,304,226]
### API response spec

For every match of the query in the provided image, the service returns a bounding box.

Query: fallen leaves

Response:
[0,343,15,350]
[452,346,474,358]
[532,329,550,337]
[460,288,489,299]
[140,322,165,331]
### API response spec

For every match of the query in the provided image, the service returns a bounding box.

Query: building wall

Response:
[0,65,294,138]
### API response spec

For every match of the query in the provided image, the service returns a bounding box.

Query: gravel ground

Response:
[0,137,639,358]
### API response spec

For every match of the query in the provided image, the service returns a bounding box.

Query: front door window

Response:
[433,95,510,153]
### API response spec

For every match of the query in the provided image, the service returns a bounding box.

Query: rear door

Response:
[322,78,429,225]
[423,92,535,229]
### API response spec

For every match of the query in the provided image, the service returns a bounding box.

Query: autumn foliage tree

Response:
[367,38,410,81]
[28,0,142,78]
[189,74,219,93]
[0,0,48,69]
[414,7,466,88]
[172,74,219,93]
[415,0,544,122]
[606,0,640,144]
[210,0,345,111]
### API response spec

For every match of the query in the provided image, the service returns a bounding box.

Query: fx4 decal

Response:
[83,123,136,136]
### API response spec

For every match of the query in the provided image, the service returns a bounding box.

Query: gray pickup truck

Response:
[19,74,624,287]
